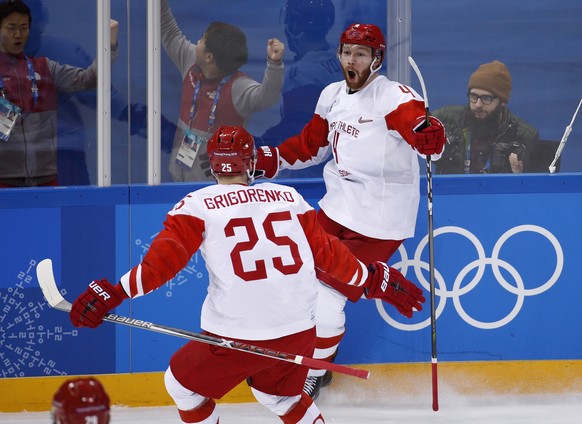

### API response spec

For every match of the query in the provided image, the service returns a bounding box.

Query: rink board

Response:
[1,360,581,412]
[1,175,582,410]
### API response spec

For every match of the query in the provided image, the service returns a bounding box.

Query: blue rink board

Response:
[0,175,580,376]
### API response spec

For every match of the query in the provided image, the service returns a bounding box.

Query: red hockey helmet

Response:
[207,125,256,179]
[339,23,385,64]
[51,377,110,424]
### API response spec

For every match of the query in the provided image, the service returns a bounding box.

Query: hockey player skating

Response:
[68,125,425,424]
[255,23,446,399]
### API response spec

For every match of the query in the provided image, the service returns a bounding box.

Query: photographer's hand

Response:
[509,153,523,173]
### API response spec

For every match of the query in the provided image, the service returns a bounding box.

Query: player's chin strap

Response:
[369,57,382,76]
[247,159,257,185]
[348,56,384,94]
[349,59,382,94]
[343,59,384,94]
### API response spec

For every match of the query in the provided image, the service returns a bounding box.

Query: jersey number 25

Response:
[225,211,303,281]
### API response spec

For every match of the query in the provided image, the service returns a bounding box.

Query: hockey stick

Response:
[36,259,370,380]
[408,56,439,412]
[549,98,582,173]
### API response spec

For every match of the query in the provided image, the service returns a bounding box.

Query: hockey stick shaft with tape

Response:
[36,259,370,380]
[408,56,439,412]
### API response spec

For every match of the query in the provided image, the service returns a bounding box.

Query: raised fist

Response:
[267,38,285,62]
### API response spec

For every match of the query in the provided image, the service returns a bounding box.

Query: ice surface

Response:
[2,391,581,423]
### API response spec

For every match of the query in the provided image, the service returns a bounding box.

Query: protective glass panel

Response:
[411,0,582,174]
[152,0,388,182]
[9,0,580,189]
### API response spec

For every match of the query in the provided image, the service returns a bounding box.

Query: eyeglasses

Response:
[467,92,498,105]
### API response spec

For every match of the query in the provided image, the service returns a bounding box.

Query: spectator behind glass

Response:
[24,0,177,186]
[0,0,118,188]
[258,0,342,178]
[434,60,540,174]
[161,0,285,182]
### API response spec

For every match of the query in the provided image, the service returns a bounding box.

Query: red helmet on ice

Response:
[207,125,256,181]
[339,23,385,64]
[51,377,110,424]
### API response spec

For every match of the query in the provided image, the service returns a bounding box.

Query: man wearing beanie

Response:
[433,60,539,174]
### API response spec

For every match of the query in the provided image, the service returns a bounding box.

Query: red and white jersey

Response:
[278,75,433,240]
[120,182,368,340]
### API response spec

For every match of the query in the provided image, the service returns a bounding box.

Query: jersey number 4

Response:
[225,211,303,281]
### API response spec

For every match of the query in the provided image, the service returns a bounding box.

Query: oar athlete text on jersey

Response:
[177,187,297,210]
[330,120,360,138]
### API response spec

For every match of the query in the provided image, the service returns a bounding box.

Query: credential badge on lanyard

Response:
[176,73,232,168]
[0,97,21,142]
[176,128,205,168]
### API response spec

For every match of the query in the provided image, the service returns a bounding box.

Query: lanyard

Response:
[0,56,38,106]
[187,72,232,132]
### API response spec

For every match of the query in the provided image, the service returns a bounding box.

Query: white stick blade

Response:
[408,56,429,109]
[36,259,72,312]
[407,56,419,72]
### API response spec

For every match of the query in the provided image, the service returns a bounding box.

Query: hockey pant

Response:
[310,209,404,378]
[165,367,324,423]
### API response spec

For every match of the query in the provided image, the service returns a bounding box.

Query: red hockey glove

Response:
[255,146,280,179]
[364,262,425,318]
[412,115,446,155]
[70,279,128,328]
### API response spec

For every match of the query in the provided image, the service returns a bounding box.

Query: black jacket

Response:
[433,105,540,174]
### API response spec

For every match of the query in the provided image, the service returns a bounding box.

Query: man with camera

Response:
[434,60,539,174]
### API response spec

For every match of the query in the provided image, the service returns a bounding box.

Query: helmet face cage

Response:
[339,23,385,65]
[51,378,110,424]
[207,126,256,182]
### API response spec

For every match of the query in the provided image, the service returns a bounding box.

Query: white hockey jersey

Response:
[278,75,434,240]
[120,182,368,341]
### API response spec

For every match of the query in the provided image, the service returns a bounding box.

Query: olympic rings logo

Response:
[376,225,564,331]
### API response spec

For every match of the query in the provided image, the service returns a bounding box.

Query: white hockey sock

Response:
[280,392,325,423]
[177,399,219,423]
